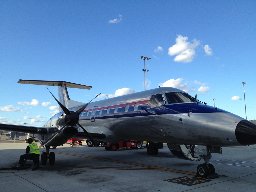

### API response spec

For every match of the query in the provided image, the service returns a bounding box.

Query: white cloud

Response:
[30,99,39,106]
[114,88,135,97]
[97,94,112,100]
[204,44,213,56]
[98,88,135,100]
[168,35,200,63]
[49,105,59,116]
[159,78,210,93]
[159,78,189,92]
[23,115,45,125]
[109,14,122,24]
[194,80,210,93]
[18,99,39,106]
[174,49,195,63]
[231,96,241,101]
[0,105,21,112]
[154,46,163,53]
[49,105,59,111]
[168,35,188,56]
[198,85,209,93]
[30,117,42,124]
[41,102,50,107]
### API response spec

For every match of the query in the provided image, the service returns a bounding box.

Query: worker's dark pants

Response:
[19,153,40,167]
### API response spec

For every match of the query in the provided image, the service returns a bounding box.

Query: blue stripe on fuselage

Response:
[163,103,225,114]
[79,103,226,121]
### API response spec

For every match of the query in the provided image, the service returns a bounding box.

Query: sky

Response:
[0,0,256,126]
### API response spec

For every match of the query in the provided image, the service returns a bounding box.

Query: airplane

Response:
[1,79,256,178]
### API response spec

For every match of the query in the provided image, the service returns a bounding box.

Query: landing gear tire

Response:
[197,164,209,178]
[86,140,93,147]
[147,142,158,155]
[197,163,215,178]
[207,163,215,175]
[111,144,119,151]
[137,141,143,149]
[49,152,55,166]
[41,152,48,165]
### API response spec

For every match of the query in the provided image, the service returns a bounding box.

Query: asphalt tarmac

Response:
[0,142,256,192]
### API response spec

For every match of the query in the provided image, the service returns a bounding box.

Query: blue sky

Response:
[0,0,256,125]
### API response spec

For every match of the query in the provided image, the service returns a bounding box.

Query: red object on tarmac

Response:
[105,140,143,151]
[66,138,83,147]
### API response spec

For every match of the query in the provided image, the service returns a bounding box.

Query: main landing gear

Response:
[41,146,55,166]
[146,142,163,156]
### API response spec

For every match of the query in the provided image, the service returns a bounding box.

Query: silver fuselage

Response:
[45,87,246,147]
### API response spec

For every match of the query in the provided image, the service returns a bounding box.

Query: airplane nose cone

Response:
[235,120,256,145]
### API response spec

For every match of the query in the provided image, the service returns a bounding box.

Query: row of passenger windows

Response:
[79,92,196,118]
[80,105,145,118]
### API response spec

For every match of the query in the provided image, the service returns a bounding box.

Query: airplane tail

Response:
[18,79,92,109]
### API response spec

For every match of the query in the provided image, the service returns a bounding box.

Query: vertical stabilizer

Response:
[18,79,92,109]
[58,85,70,107]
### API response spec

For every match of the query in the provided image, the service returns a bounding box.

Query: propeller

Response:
[47,88,101,139]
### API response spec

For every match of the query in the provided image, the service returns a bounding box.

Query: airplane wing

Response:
[0,123,58,134]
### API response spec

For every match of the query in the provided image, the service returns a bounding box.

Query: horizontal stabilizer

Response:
[18,79,92,90]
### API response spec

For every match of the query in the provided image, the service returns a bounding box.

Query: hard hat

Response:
[27,138,33,143]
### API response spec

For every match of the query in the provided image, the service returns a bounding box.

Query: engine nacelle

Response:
[44,126,78,147]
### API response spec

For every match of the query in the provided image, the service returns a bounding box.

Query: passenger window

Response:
[117,107,125,113]
[87,111,92,117]
[127,105,134,112]
[109,108,115,114]
[95,110,101,116]
[137,105,148,111]
[101,109,108,116]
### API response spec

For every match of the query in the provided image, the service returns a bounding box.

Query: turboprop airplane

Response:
[1,79,256,178]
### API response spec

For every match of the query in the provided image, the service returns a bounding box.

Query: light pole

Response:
[213,98,216,108]
[242,81,247,120]
[141,56,151,90]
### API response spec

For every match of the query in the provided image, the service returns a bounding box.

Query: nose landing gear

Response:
[196,146,216,178]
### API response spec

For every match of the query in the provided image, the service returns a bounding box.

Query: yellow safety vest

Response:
[29,142,40,155]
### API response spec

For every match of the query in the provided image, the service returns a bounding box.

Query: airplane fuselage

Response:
[45,87,253,147]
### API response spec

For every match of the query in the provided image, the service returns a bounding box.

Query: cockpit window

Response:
[150,94,164,106]
[165,92,196,104]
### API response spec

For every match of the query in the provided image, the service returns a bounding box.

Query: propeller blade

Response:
[76,103,89,115]
[89,93,101,103]
[77,123,94,141]
[76,93,101,114]
[47,88,70,115]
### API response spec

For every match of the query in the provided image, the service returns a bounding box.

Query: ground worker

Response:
[19,137,40,170]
